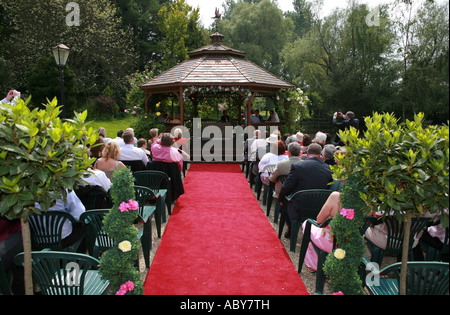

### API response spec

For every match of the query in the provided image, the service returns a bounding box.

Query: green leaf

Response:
[36,168,49,183]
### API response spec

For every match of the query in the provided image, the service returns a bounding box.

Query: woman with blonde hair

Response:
[93,141,127,180]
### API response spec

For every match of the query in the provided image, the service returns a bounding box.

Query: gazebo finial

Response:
[211,8,222,32]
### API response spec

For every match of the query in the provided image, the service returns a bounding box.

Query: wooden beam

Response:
[144,92,152,114]
[246,92,257,127]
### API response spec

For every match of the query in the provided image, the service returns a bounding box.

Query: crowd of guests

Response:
[0,125,188,295]
[244,126,448,274]
[1,103,447,294]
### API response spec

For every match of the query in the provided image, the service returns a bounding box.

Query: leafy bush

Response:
[99,168,143,295]
[323,175,367,295]
[0,97,96,294]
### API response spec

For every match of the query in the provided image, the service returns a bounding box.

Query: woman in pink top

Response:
[151,133,184,171]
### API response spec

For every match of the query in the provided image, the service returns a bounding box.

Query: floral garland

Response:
[115,281,135,295]
[119,199,139,213]
[323,176,366,295]
[99,168,144,295]
[182,86,253,102]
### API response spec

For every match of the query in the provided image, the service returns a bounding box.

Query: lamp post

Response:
[52,44,70,118]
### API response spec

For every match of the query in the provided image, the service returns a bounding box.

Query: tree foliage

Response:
[0,0,135,104]
[0,98,96,219]
[333,112,449,226]
[157,0,208,72]
[220,0,294,77]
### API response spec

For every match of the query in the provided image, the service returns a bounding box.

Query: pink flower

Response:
[119,202,129,212]
[119,200,139,212]
[340,208,355,220]
[125,281,135,291]
[116,281,135,295]
[332,291,344,295]
[124,109,129,113]
[115,288,127,295]
[128,199,139,211]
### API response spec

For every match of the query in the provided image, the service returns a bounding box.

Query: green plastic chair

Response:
[14,250,109,295]
[134,185,160,269]
[0,257,12,295]
[420,222,449,262]
[134,170,171,227]
[278,189,333,253]
[79,210,114,259]
[266,174,288,220]
[361,257,449,295]
[256,164,277,203]
[298,217,335,294]
[28,211,82,252]
[365,216,430,267]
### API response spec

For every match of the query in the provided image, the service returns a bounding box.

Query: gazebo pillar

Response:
[173,88,185,126]
[246,92,256,127]
[144,92,151,113]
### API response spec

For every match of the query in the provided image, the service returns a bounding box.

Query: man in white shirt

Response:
[82,169,111,192]
[34,190,86,245]
[119,131,149,165]
[111,130,125,147]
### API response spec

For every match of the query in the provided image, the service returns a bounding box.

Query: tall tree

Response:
[282,2,397,117]
[156,0,208,72]
[390,0,449,122]
[284,0,314,38]
[113,0,170,71]
[220,0,294,77]
[0,0,134,103]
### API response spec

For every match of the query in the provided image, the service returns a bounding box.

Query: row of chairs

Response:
[2,170,176,295]
[242,163,449,295]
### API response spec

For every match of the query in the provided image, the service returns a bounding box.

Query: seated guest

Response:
[249,130,268,162]
[322,144,337,166]
[296,132,304,146]
[126,127,138,147]
[119,131,149,168]
[0,217,24,295]
[89,137,105,160]
[34,190,86,251]
[314,131,327,148]
[302,191,341,272]
[258,136,288,184]
[137,138,151,158]
[244,130,259,163]
[413,214,449,262]
[111,130,125,147]
[151,133,184,171]
[93,141,127,180]
[82,167,112,193]
[148,128,159,147]
[269,142,302,198]
[97,127,111,145]
[279,143,333,238]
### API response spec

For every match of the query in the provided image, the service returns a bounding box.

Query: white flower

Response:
[118,241,132,253]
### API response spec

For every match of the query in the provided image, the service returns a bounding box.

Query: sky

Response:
[185,0,392,27]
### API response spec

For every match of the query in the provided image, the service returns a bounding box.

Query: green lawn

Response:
[88,116,137,138]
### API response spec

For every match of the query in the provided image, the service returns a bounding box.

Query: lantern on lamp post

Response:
[52,44,70,118]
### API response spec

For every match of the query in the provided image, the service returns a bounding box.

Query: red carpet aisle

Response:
[144,164,308,295]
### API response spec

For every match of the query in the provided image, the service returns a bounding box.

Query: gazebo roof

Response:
[140,32,293,94]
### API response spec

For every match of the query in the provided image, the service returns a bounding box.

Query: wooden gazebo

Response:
[140,32,293,126]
